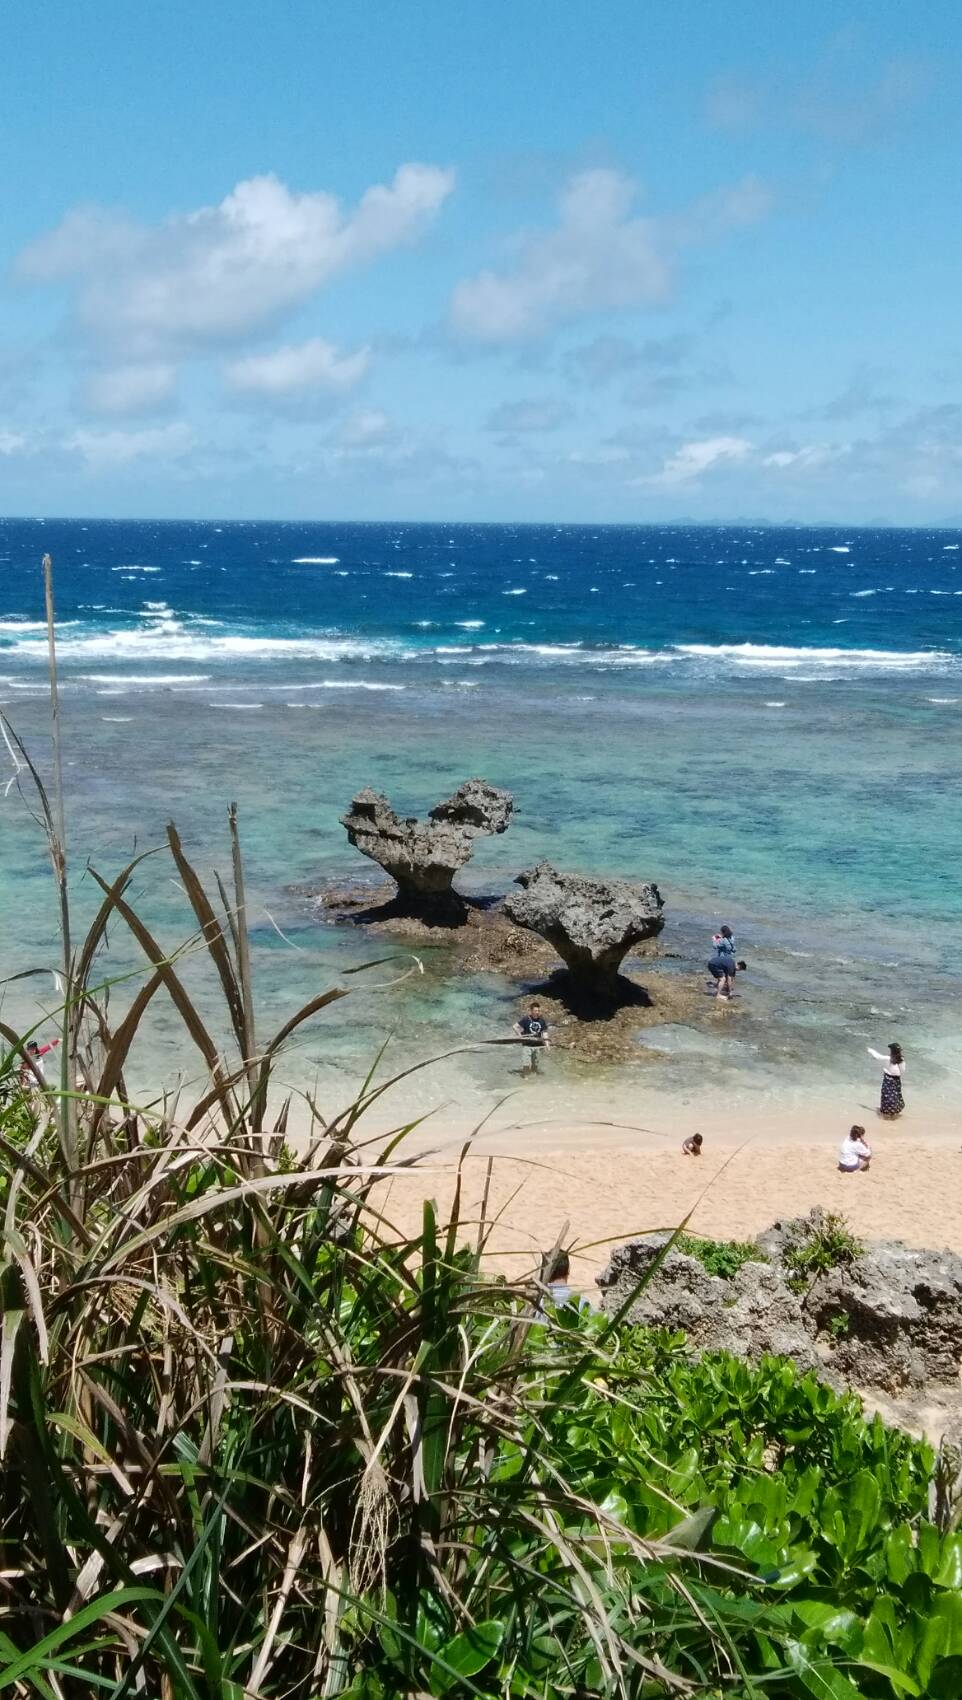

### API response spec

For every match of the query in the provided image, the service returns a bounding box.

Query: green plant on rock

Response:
[676,1231,768,1280]
[784,1210,864,1295]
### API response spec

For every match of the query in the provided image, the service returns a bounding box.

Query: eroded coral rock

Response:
[340,780,513,914]
[502,861,665,1001]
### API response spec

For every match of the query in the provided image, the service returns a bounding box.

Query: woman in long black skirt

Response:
[868,1042,905,1118]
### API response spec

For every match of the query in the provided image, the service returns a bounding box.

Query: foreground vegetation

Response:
[0,670,960,1695]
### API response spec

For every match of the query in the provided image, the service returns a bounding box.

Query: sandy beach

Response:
[371,1114,962,1291]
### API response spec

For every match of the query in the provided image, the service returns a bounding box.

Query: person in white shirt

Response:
[838,1125,872,1173]
[868,1041,905,1119]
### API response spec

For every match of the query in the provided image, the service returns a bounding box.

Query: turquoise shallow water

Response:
[2,518,961,1125]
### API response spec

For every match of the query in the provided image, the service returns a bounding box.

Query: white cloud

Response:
[449,167,771,344]
[225,337,371,397]
[763,443,848,470]
[65,421,194,468]
[20,164,455,357]
[0,428,27,455]
[642,435,752,486]
[85,363,177,416]
[339,408,395,448]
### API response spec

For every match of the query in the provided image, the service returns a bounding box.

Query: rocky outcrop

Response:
[502,862,665,1003]
[340,780,513,916]
[597,1210,962,1398]
[596,1236,816,1370]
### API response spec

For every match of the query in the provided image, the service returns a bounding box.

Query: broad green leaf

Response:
[786,1641,867,1699]
[917,1592,962,1688]
[433,1621,505,1693]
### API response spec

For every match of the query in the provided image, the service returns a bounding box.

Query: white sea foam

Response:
[829,545,851,553]
[111,564,161,572]
[675,643,950,671]
[456,621,485,630]
[101,716,133,723]
[210,702,264,710]
[765,701,787,707]
[7,626,402,665]
[927,697,959,704]
[944,544,959,550]
[314,680,405,691]
[291,556,339,564]
[502,588,527,595]
[384,571,413,578]
[83,673,212,685]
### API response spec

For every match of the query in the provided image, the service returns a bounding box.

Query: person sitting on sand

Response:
[838,1125,872,1173]
[681,1132,704,1156]
[868,1041,905,1119]
[514,1001,550,1073]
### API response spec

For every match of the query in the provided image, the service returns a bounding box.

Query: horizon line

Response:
[2,512,962,533]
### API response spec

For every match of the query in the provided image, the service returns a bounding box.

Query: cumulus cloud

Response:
[0,428,28,455]
[65,421,194,468]
[641,435,752,487]
[225,337,371,398]
[449,167,771,345]
[486,397,570,433]
[84,363,177,416]
[19,165,455,358]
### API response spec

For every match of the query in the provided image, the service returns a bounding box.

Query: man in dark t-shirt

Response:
[513,1002,550,1073]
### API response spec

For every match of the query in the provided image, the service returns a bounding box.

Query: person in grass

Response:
[19,1037,60,1089]
[537,1249,591,1316]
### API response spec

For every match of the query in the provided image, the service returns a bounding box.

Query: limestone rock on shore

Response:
[598,1208,962,1399]
[503,861,665,1003]
[596,1235,816,1369]
[340,780,513,916]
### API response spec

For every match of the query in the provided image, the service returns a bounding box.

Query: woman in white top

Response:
[868,1041,905,1119]
[838,1125,872,1173]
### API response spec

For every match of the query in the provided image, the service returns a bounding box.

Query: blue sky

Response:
[1,0,960,523]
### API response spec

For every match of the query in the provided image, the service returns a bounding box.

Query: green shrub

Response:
[676,1230,767,1279]
[784,1211,864,1293]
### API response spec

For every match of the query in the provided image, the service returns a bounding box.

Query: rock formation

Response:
[502,862,665,1002]
[596,1235,816,1369]
[597,1210,962,1397]
[340,780,513,916]
[759,1214,962,1393]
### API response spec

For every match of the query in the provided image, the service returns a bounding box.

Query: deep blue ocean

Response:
[2,517,961,1125]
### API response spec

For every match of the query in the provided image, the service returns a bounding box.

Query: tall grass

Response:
[0,805,780,1698]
